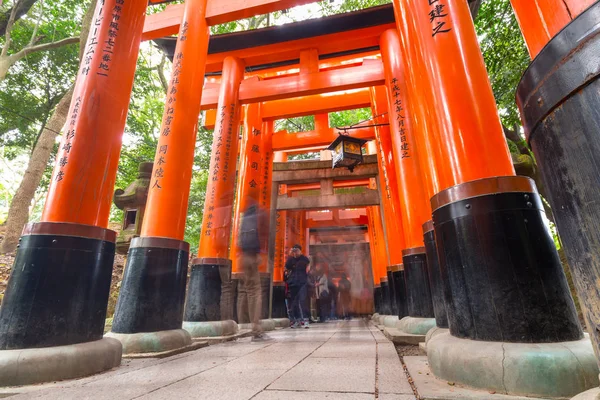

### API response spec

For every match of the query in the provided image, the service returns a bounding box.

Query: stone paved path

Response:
[5,320,417,399]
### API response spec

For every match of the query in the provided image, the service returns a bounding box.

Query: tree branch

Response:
[1,2,20,57]
[0,0,39,36]
[468,0,483,21]
[12,36,80,60]
[28,0,44,47]
[157,54,169,94]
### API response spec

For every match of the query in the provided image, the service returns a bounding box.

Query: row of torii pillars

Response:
[0,0,600,398]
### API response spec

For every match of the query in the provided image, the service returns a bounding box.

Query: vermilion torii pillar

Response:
[369,85,408,320]
[392,0,597,396]
[230,102,265,324]
[183,56,244,333]
[512,2,600,396]
[258,119,274,319]
[0,0,147,384]
[271,152,288,319]
[109,0,210,355]
[380,30,435,334]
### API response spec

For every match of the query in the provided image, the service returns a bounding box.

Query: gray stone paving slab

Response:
[1,319,416,400]
[377,342,414,395]
[139,364,286,400]
[254,390,375,399]
[404,356,549,400]
[311,340,376,359]
[10,356,236,400]
[268,357,376,393]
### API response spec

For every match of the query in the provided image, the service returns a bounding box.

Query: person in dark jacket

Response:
[238,203,272,341]
[285,244,310,328]
[338,273,352,320]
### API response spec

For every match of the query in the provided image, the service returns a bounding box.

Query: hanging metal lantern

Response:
[327,133,368,172]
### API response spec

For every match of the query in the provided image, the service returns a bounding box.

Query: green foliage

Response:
[474,0,530,128]
[0,0,82,158]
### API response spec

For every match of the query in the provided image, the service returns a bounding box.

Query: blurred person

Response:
[314,263,330,322]
[338,272,352,320]
[238,203,272,342]
[285,244,310,328]
[328,274,338,320]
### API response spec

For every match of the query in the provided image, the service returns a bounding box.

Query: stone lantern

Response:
[113,162,152,254]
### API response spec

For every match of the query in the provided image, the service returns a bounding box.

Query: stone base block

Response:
[425,327,448,344]
[397,316,436,335]
[428,332,600,399]
[272,318,291,328]
[239,319,276,332]
[182,320,238,338]
[106,329,192,357]
[572,387,600,400]
[0,338,122,387]
[383,315,400,328]
[405,356,547,400]
[371,313,380,323]
[383,327,426,346]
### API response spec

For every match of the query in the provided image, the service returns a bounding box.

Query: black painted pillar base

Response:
[0,222,116,349]
[517,1,600,358]
[0,222,122,385]
[374,285,382,314]
[391,265,408,319]
[403,247,435,319]
[431,176,583,343]
[260,272,271,319]
[380,279,392,315]
[386,267,399,316]
[423,221,449,329]
[112,237,189,334]
[184,258,232,322]
[272,282,287,318]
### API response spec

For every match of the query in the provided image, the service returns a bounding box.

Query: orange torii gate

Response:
[1,1,599,397]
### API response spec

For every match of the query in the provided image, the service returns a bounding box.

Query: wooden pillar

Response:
[510,0,596,59]
[231,103,264,275]
[185,56,245,324]
[111,0,210,345]
[0,0,147,375]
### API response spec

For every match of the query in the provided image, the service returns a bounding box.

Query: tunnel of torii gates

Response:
[1,0,600,397]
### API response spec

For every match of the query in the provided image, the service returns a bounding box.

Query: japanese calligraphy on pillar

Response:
[428,0,452,37]
[391,78,409,159]
[377,139,392,200]
[152,50,184,191]
[55,96,82,182]
[275,211,284,272]
[82,0,125,77]
[260,150,271,207]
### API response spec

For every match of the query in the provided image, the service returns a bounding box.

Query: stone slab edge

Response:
[383,327,426,346]
[0,338,122,387]
[123,341,208,359]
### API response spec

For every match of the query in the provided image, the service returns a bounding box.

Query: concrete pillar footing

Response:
[382,315,400,328]
[396,316,436,335]
[0,338,122,387]
[182,320,238,338]
[272,318,291,328]
[238,319,277,332]
[106,328,196,358]
[572,387,600,399]
[428,332,600,399]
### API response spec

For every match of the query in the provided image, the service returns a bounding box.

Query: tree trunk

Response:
[0,0,96,254]
[0,85,74,254]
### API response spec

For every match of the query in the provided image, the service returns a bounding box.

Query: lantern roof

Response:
[326,133,369,151]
